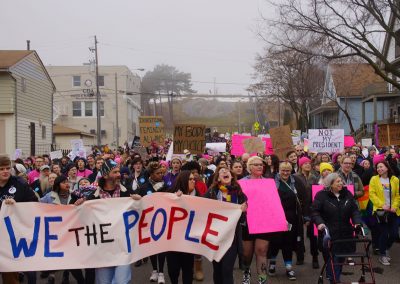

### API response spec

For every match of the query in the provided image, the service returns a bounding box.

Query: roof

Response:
[0,50,33,69]
[53,125,95,137]
[309,101,338,115]
[330,63,384,98]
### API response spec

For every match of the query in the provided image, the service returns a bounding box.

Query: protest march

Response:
[1,122,399,284]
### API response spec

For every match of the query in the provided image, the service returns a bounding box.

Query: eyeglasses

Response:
[250,163,264,167]
[189,177,195,181]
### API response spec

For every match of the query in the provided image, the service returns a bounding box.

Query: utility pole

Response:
[94,36,101,147]
[238,100,241,133]
[115,73,119,147]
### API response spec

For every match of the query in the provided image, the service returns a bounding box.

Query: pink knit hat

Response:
[373,154,385,166]
[298,156,311,168]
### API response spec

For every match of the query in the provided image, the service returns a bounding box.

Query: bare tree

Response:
[250,46,325,131]
[264,0,400,89]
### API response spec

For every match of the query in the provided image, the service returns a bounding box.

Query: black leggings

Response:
[166,252,194,284]
[151,253,166,273]
[268,231,295,262]
[212,241,237,284]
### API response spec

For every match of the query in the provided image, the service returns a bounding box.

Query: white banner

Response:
[361,138,372,147]
[0,193,241,272]
[308,129,344,153]
[49,150,63,160]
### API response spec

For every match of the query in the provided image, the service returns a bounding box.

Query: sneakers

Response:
[386,251,392,261]
[268,264,276,276]
[242,270,251,284]
[257,276,267,284]
[150,270,158,282]
[286,270,296,281]
[157,272,165,284]
[347,257,355,265]
[379,256,390,266]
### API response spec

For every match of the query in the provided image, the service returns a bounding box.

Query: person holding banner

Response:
[240,156,270,284]
[0,155,38,284]
[163,157,182,190]
[138,161,168,284]
[206,165,247,284]
[165,170,197,284]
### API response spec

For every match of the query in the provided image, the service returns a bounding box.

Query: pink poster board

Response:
[238,179,287,234]
[231,134,274,156]
[312,184,354,236]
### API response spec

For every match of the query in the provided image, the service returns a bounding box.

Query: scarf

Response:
[217,185,239,203]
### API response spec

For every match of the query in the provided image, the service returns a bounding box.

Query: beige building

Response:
[47,65,141,147]
[0,50,55,157]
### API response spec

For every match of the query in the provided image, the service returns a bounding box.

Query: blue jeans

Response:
[325,255,344,283]
[95,265,131,284]
[378,213,398,255]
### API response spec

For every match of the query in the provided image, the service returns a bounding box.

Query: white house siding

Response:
[0,73,15,113]
[54,134,95,149]
[0,114,15,156]
[9,53,53,155]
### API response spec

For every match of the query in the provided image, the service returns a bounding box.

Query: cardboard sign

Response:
[243,137,265,154]
[132,147,149,159]
[361,138,372,147]
[238,179,287,234]
[173,124,206,154]
[270,125,293,160]
[308,129,344,153]
[377,123,400,147]
[139,116,165,147]
[0,193,241,272]
[49,150,63,161]
[231,135,273,156]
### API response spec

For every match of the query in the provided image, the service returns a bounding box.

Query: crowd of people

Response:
[0,141,399,284]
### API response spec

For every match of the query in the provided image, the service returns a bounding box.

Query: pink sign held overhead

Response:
[231,135,274,156]
[238,179,287,234]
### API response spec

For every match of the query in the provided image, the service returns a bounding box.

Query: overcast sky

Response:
[1,0,275,94]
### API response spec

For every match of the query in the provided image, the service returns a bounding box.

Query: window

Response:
[72,101,82,116]
[73,76,81,87]
[85,101,93,116]
[21,77,26,92]
[42,125,46,139]
[98,76,104,87]
[100,101,105,116]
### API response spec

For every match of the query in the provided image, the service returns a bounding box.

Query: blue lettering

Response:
[123,210,139,253]
[44,216,64,257]
[185,211,199,243]
[150,208,167,241]
[4,216,40,258]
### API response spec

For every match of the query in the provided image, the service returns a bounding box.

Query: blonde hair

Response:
[279,161,293,171]
[246,156,263,172]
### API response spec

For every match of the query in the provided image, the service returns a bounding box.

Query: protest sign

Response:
[12,149,22,160]
[344,136,355,147]
[206,143,227,153]
[312,185,354,236]
[70,139,83,152]
[361,138,372,147]
[308,129,344,153]
[242,137,265,154]
[139,116,165,147]
[132,147,149,160]
[238,179,287,234]
[377,123,400,146]
[0,193,241,272]
[173,124,206,154]
[165,142,174,161]
[231,135,273,156]
[270,125,293,160]
[49,150,63,161]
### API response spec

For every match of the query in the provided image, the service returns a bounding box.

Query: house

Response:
[310,63,386,135]
[47,65,141,147]
[0,50,55,157]
[53,124,95,149]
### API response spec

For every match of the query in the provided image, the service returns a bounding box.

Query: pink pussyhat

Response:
[373,154,385,166]
[114,157,122,164]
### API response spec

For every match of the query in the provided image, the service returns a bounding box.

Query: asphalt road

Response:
[4,241,399,283]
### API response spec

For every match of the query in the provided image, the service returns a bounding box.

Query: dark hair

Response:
[0,155,11,167]
[131,157,143,167]
[147,161,161,176]
[286,150,296,158]
[265,154,280,176]
[14,158,24,165]
[210,165,238,189]
[181,161,201,173]
[53,175,68,194]
[170,170,192,194]
[375,161,393,178]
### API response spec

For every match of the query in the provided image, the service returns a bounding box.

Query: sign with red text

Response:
[0,193,241,272]
[308,129,344,153]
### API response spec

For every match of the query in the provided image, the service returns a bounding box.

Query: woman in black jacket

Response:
[312,172,362,284]
[205,165,247,284]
